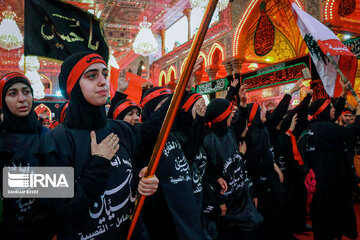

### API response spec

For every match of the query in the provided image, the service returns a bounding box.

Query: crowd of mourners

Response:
[0,51,359,240]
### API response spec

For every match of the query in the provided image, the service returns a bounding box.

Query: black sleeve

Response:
[238,105,248,119]
[42,151,110,221]
[203,139,226,205]
[226,86,237,102]
[320,115,360,142]
[107,91,128,119]
[333,97,346,121]
[182,115,205,166]
[225,75,238,103]
[265,94,292,131]
[282,94,312,139]
[132,105,168,169]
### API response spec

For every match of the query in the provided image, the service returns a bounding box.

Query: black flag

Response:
[24,0,109,62]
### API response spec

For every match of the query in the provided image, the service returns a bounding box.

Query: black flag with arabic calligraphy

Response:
[24,0,109,62]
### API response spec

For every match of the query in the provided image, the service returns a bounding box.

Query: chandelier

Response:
[189,0,230,11]
[19,55,45,99]
[132,17,158,56]
[0,10,23,51]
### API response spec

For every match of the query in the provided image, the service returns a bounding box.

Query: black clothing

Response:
[63,82,107,130]
[0,128,51,240]
[39,122,147,240]
[107,91,128,119]
[0,72,50,240]
[307,116,360,240]
[143,133,204,240]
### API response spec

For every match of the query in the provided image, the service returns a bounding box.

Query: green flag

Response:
[24,0,109,62]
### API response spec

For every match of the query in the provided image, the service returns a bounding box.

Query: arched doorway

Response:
[208,43,227,79]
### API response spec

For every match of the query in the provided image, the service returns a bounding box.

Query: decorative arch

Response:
[167,65,176,83]
[198,52,208,67]
[159,70,166,86]
[181,58,187,74]
[180,52,208,74]
[233,0,304,57]
[208,43,225,65]
[40,74,52,95]
[34,103,52,121]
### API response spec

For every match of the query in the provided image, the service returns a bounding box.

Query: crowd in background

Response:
[0,52,359,240]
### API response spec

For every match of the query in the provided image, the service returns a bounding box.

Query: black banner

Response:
[24,0,109,62]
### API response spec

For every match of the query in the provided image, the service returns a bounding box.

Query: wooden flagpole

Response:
[326,52,360,104]
[126,0,219,239]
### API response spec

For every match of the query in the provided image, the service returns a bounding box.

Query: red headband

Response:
[182,93,202,112]
[139,88,172,108]
[207,103,234,128]
[49,120,60,129]
[60,101,69,123]
[341,111,352,115]
[0,72,30,108]
[248,103,259,127]
[113,101,139,120]
[308,99,331,121]
[66,53,107,98]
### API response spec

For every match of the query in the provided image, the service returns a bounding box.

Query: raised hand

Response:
[289,78,304,95]
[90,131,119,160]
[141,81,154,92]
[230,78,239,88]
[339,78,351,98]
[193,97,206,118]
[117,77,130,93]
[239,84,248,107]
[187,58,204,91]
[289,113,298,132]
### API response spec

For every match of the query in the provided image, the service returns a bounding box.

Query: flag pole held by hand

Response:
[326,52,360,104]
[126,1,219,239]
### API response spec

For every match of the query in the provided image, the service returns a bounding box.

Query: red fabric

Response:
[304,169,316,193]
[182,93,202,112]
[139,88,172,108]
[286,129,304,166]
[49,121,60,129]
[109,67,120,99]
[0,72,30,107]
[341,111,352,115]
[308,99,331,121]
[123,72,148,104]
[248,103,259,127]
[207,103,233,128]
[113,101,137,120]
[60,101,69,123]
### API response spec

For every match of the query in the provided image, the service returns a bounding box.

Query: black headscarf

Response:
[139,86,172,122]
[308,98,331,122]
[57,100,69,123]
[204,98,233,136]
[113,99,141,120]
[174,92,202,134]
[232,113,247,142]
[58,51,107,130]
[0,72,41,134]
